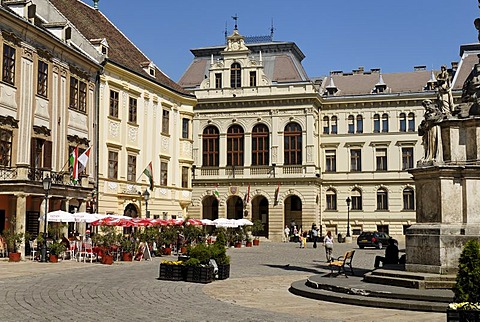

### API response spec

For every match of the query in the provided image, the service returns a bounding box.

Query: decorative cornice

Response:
[33,125,51,137]
[0,115,19,128]
[67,134,89,146]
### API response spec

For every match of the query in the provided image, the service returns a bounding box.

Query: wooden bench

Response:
[328,250,355,277]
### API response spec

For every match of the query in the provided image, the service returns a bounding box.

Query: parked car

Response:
[357,231,391,249]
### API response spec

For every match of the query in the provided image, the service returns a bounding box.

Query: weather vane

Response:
[232,14,238,30]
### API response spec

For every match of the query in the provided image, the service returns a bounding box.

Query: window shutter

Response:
[43,141,52,169]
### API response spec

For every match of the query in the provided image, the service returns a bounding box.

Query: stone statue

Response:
[460,63,480,116]
[418,99,443,164]
[436,65,454,116]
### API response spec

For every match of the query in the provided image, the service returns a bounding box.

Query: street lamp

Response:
[41,175,52,262]
[345,196,351,238]
[143,189,150,218]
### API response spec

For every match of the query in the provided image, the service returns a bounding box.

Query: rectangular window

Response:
[377,225,389,234]
[325,150,336,172]
[109,90,119,118]
[402,147,414,170]
[326,193,337,210]
[162,109,170,135]
[2,44,15,85]
[160,161,168,186]
[37,60,48,97]
[376,148,387,171]
[128,97,137,123]
[181,166,188,188]
[377,191,388,210]
[108,151,118,179]
[182,118,189,139]
[249,71,256,87]
[69,77,87,112]
[352,195,362,210]
[69,77,78,109]
[215,73,222,89]
[127,155,136,182]
[0,129,13,167]
[30,138,52,170]
[350,149,362,172]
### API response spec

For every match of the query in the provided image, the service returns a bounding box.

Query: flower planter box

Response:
[158,264,185,281]
[253,239,260,246]
[245,241,253,247]
[101,254,114,265]
[216,264,230,280]
[185,265,214,284]
[234,242,242,248]
[447,309,480,322]
[122,252,133,262]
[49,254,59,263]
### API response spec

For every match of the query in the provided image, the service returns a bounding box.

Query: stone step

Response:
[364,272,455,290]
[370,268,456,281]
[290,280,448,313]
[307,276,452,303]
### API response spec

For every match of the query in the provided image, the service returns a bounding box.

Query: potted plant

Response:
[184,243,214,283]
[3,227,24,262]
[234,228,244,248]
[47,241,66,263]
[120,236,134,261]
[94,226,118,265]
[251,219,264,246]
[210,242,230,280]
[161,227,177,255]
[447,239,480,321]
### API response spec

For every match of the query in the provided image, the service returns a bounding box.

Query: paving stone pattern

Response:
[0,240,445,322]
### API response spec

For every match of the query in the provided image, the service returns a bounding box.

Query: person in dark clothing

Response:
[374,237,399,268]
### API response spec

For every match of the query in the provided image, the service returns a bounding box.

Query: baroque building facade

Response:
[180,28,471,241]
[0,0,102,258]
[50,0,196,224]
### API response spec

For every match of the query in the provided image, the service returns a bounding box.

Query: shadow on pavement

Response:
[263,264,323,274]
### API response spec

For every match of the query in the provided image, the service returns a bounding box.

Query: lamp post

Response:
[345,196,351,238]
[143,189,150,218]
[41,175,51,262]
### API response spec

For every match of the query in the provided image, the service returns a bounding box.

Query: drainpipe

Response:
[94,67,103,213]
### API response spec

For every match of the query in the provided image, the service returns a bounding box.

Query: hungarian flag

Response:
[213,184,220,198]
[78,146,92,173]
[244,184,250,204]
[274,182,280,206]
[69,146,79,183]
[143,161,154,190]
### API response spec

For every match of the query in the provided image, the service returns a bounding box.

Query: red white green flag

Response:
[213,184,220,198]
[69,146,79,183]
[143,161,154,190]
[78,146,92,173]
[274,182,280,206]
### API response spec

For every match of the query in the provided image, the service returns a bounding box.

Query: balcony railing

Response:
[0,166,78,186]
[195,164,309,179]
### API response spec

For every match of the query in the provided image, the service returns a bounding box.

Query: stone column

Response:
[15,193,27,260]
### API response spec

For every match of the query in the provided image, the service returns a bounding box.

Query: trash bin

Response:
[338,233,344,243]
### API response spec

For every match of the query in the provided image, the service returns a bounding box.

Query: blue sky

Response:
[96,0,478,82]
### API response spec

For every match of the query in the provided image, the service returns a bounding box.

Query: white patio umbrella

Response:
[200,219,215,226]
[213,218,239,228]
[235,218,253,226]
[40,210,76,223]
[72,212,105,223]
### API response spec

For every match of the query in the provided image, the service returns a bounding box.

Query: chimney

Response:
[414,65,426,71]
[93,0,99,9]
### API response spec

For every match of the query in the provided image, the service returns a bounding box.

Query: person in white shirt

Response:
[283,225,290,243]
[323,230,334,262]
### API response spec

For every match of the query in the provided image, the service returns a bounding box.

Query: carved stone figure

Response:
[436,65,454,116]
[418,99,443,164]
[460,63,480,116]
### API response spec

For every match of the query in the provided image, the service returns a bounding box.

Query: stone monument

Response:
[406,3,480,274]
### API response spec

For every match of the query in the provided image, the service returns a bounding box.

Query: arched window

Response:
[382,113,389,132]
[230,63,241,88]
[373,114,380,133]
[202,126,219,167]
[326,189,337,210]
[323,116,330,134]
[399,113,406,132]
[377,188,388,210]
[251,124,269,166]
[408,112,415,132]
[351,188,362,210]
[331,116,338,134]
[348,115,355,134]
[356,115,363,133]
[284,122,302,165]
[403,188,415,210]
[227,125,244,166]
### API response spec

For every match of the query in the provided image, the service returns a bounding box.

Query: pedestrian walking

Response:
[283,225,290,243]
[312,225,318,248]
[324,230,334,262]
